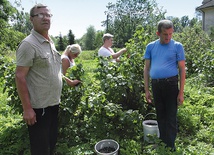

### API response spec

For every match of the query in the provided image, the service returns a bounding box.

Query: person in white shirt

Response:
[61,44,82,86]
[61,44,81,75]
[98,33,127,62]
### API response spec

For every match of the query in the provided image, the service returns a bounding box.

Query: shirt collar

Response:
[31,29,53,44]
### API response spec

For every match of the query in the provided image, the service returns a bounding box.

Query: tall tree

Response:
[166,16,202,32]
[0,0,25,51]
[189,18,200,27]
[58,33,65,51]
[12,11,32,34]
[3,0,33,34]
[67,29,75,45]
[167,16,182,32]
[0,0,16,22]
[94,30,103,49]
[84,25,96,50]
[180,16,190,28]
[104,0,165,47]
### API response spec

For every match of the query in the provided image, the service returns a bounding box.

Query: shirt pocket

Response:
[34,53,51,68]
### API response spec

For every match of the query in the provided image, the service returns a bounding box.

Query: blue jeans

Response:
[151,76,179,150]
[28,105,59,155]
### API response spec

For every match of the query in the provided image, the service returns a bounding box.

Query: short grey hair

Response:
[30,3,48,17]
[66,44,82,54]
[157,20,173,33]
[102,33,114,42]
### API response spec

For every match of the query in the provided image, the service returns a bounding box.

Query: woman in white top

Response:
[61,44,82,86]
[61,44,82,75]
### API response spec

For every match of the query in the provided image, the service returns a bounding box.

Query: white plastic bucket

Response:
[94,139,119,155]
[143,113,160,143]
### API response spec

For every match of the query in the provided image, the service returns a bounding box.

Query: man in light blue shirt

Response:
[144,19,186,151]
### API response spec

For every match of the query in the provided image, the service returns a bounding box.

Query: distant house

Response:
[196,0,214,33]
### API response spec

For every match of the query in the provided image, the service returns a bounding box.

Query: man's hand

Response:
[23,108,36,126]
[177,92,184,106]
[145,91,153,104]
[73,80,81,86]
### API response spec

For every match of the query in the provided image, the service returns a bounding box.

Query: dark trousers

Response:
[28,105,59,155]
[151,76,179,150]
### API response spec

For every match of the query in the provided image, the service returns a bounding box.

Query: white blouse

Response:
[61,54,75,67]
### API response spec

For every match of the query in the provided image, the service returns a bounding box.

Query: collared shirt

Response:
[16,29,62,108]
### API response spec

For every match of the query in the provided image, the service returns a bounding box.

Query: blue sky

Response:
[9,0,203,38]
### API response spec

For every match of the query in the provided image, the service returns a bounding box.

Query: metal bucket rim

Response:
[94,139,119,155]
[143,120,158,127]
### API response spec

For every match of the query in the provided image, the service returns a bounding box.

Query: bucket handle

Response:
[144,113,156,120]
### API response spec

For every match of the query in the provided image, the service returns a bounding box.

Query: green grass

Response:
[76,50,98,85]
[78,50,97,60]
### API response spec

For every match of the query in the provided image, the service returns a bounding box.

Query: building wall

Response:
[203,8,214,33]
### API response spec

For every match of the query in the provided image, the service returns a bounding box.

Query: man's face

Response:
[106,38,113,47]
[30,7,52,33]
[157,28,173,44]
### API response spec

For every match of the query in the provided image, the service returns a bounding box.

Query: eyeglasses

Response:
[32,13,53,19]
